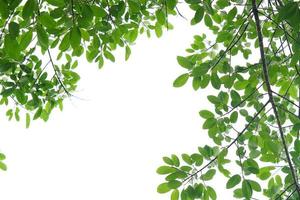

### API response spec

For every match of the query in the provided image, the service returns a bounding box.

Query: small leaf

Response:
[202,118,217,129]
[226,174,241,189]
[171,189,179,200]
[227,7,237,22]
[171,155,180,167]
[242,180,253,199]
[191,6,204,25]
[192,77,201,91]
[207,186,217,200]
[70,27,81,49]
[157,183,171,194]
[36,25,49,49]
[125,46,131,61]
[177,56,193,69]
[26,113,30,128]
[173,74,189,88]
[0,161,7,171]
[38,12,56,28]
[157,166,177,175]
[19,31,33,50]
[8,22,20,38]
[199,110,214,119]
[204,14,213,27]
[59,33,70,52]
[156,9,166,25]
[22,0,36,19]
[201,169,216,181]
[168,180,182,189]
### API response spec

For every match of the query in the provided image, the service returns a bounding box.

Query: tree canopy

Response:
[1,0,300,199]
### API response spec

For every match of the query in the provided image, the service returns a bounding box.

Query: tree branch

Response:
[251,0,300,196]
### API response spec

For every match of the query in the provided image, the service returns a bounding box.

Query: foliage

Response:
[156,0,300,199]
[0,0,176,172]
[1,0,300,199]
[0,0,175,125]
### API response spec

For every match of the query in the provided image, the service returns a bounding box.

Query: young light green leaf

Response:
[173,73,189,88]
[157,183,171,194]
[26,113,30,128]
[171,189,179,200]
[177,56,193,69]
[157,166,177,175]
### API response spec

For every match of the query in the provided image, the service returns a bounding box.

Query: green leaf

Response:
[19,31,33,50]
[128,29,138,43]
[4,35,20,59]
[294,140,300,153]
[204,14,213,27]
[171,155,180,167]
[192,77,201,91]
[191,6,204,25]
[244,159,260,174]
[8,22,20,38]
[242,180,253,199]
[70,27,81,49]
[177,56,193,69]
[181,154,193,165]
[191,153,203,166]
[59,33,70,52]
[14,89,27,105]
[157,166,177,175]
[26,113,30,128]
[33,107,43,120]
[230,111,238,123]
[46,0,65,7]
[277,2,300,28]
[104,50,115,62]
[207,186,217,200]
[128,0,141,13]
[173,74,189,88]
[38,12,56,28]
[278,2,298,22]
[171,189,179,200]
[227,7,237,22]
[163,157,174,165]
[200,169,216,181]
[168,180,182,189]
[157,183,171,194]
[125,46,131,61]
[0,161,7,171]
[199,110,214,119]
[0,0,9,19]
[230,90,241,107]
[211,73,221,89]
[22,0,36,19]
[248,180,261,192]
[192,64,210,77]
[1,88,14,97]
[0,153,6,160]
[203,118,217,129]
[155,25,163,38]
[36,25,49,49]
[226,174,241,189]
[156,9,166,25]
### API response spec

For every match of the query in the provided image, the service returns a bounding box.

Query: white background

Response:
[0,9,234,200]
